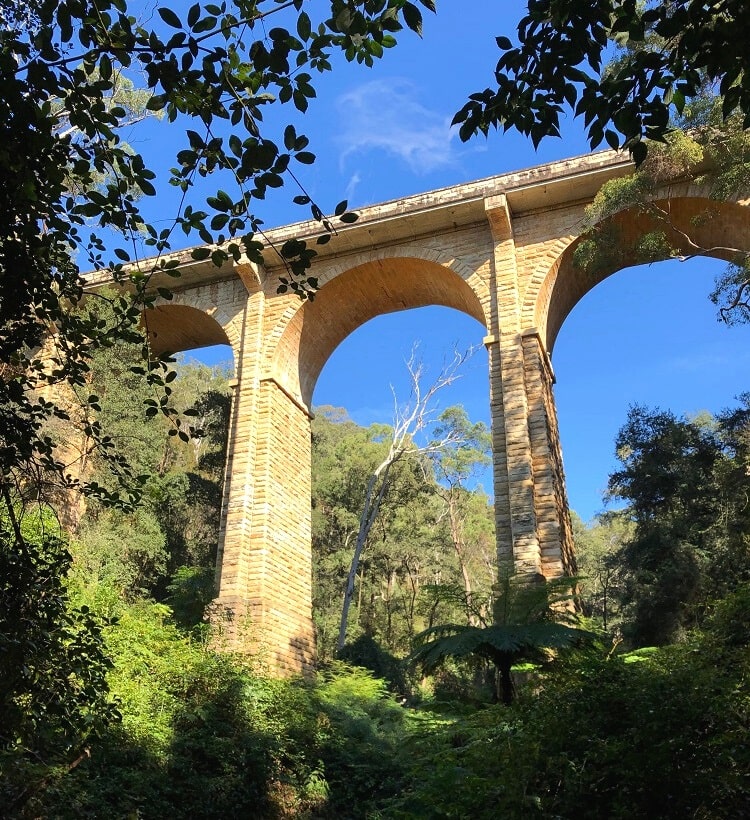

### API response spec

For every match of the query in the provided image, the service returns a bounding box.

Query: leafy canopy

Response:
[1,0,432,521]
[454,1,750,164]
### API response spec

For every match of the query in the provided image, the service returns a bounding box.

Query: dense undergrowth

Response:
[3,351,748,817]
[6,580,747,819]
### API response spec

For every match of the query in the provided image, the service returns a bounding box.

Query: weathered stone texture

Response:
[117,149,750,673]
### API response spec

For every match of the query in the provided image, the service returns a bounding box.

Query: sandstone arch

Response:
[106,149,750,672]
[144,303,231,356]
[268,256,487,408]
[533,195,750,354]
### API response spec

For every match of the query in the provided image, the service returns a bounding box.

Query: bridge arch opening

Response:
[536,195,750,354]
[269,256,487,409]
[550,254,750,523]
[136,303,236,601]
[310,304,494,658]
[143,303,232,359]
[528,193,750,523]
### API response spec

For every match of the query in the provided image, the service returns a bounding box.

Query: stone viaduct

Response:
[115,149,750,672]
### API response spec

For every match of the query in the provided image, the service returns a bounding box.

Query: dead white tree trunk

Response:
[336,347,473,654]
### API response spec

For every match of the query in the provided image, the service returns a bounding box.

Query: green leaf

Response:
[403,2,423,35]
[146,94,168,111]
[605,129,620,150]
[99,54,112,81]
[229,134,242,157]
[193,16,218,33]
[284,125,297,151]
[158,7,182,28]
[187,2,200,28]
[281,238,305,257]
[297,11,311,39]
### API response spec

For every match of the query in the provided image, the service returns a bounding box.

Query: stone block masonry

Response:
[123,148,749,673]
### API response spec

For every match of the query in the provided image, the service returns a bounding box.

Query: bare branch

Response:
[336,344,477,652]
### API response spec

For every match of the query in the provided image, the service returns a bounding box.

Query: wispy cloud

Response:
[336,79,458,175]
[344,171,361,203]
[668,347,750,373]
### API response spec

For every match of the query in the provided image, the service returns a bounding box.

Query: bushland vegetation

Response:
[4,327,749,817]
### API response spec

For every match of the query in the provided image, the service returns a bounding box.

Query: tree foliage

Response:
[455,1,750,164]
[1,0,432,530]
[0,7,432,776]
[0,516,118,814]
[392,585,750,819]
[428,406,494,624]
[454,4,750,324]
[310,405,495,663]
[571,510,631,635]
[606,400,750,646]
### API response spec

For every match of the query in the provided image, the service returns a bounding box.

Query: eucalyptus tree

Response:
[428,405,494,625]
[335,349,471,653]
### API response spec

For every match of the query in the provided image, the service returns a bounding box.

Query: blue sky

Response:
[162,1,750,521]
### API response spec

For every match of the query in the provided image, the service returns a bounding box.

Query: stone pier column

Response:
[213,286,265,640]
[485,194,573,579]
[485,194,543,576]
[213,272,315,672]
[521,329,576,578]
[242,376,314,672]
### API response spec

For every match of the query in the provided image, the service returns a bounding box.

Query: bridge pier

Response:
[485,330,575,581]
[484,193,574,581]
[214,373,316,671]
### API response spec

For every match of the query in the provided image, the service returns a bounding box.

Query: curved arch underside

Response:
[143,304,231,356]
[271,257,487,408]
[540,196,750,353]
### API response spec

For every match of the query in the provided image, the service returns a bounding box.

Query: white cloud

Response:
[344,171,361,203]
[336,79,458,175]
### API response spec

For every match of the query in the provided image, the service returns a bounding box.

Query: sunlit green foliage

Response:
[606,400,750,646]
[571,510,632,635]
[0,514,118,816]
[572,116,750,298]
[390,584,750,819]
[23,597,414,819]
[310,407,495,661]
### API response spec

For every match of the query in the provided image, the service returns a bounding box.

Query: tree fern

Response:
[410,572,590,704]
